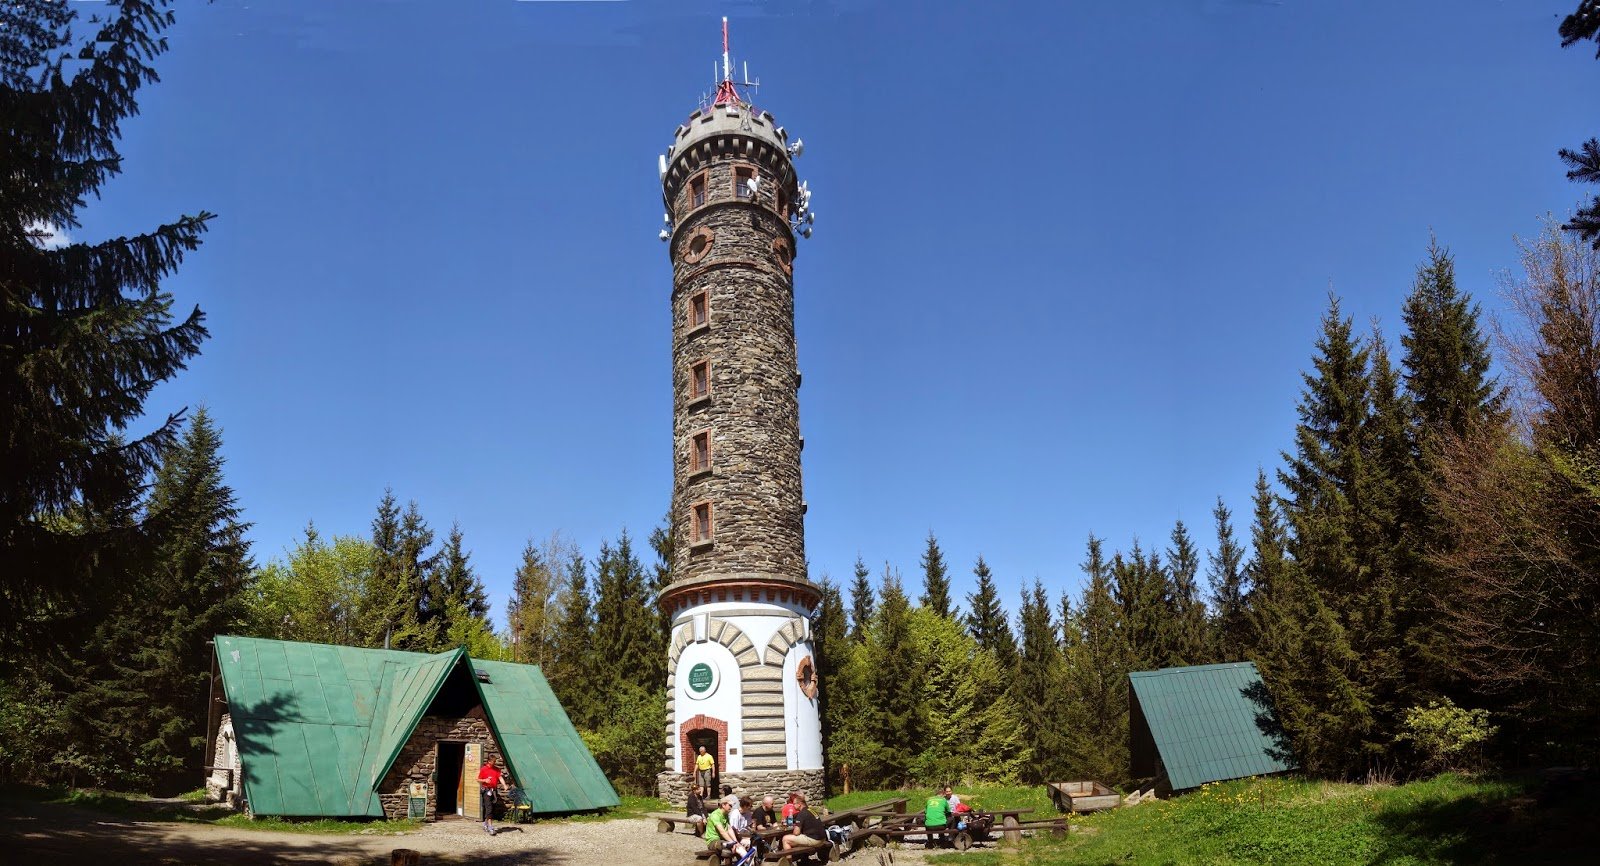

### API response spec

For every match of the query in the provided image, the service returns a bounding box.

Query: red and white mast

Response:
[713,16,742,106]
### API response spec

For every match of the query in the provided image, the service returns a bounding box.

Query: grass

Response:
[210,814,421,834]
[827,785,1058,817]
[921,774,1599,865]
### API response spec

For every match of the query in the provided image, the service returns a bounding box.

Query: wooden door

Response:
[462,743,482,820]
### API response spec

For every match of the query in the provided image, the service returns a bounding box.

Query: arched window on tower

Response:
[734,167,755,200]
[691,501,714,547]
[690,173,707,208]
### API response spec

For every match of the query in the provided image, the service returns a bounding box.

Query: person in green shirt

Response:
[924,787,951,848]
[704,798,746,858]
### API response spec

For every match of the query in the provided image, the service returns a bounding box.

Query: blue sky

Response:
[82,0,1592,626]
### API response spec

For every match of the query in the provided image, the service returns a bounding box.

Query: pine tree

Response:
[1013,579,1067,783]
[848,556,874,642]
[646,516,674,689]
[358,490,417,648]
[1242,469,1371,776]
[1112,540,1174,672]
[1401,239,1503,439]
[963,555,1017,669]
[812,576,849,789]
[1559,5,1600,246]
[1166,520,1209,666]
[866,566,921,785]
[546,549,596,728]
[1060,535,1130,784]
[918,531,953,619]
[592,531,656,693]
[1,0,214,658]
[396,501,440,650]
[73,409,251,791]
[432,522,489,647]
[1205,496,1250,661]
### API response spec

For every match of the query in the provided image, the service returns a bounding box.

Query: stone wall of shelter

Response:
[375,710,504,821]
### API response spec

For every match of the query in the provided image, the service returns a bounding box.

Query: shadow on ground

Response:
[1367,772,1599,864]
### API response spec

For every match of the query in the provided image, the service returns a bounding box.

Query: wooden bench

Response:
[691,836,834,866]
[647,811,706,834]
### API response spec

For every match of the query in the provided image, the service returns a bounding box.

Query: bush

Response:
[1396,698,1497,774]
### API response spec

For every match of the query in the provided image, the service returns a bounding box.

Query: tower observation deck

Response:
[654,18,824,804]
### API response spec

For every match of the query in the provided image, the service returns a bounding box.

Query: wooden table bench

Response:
[647,811,706,834]
[691,834,834,866]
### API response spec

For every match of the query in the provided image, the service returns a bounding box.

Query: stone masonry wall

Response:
[206,713,242,807]
[657,767,825,813]
[375,711,504,821]
[669,152,806,587]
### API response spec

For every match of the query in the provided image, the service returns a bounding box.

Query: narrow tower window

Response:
[690,173,707,208]
[734,167,755,199]
[689,360,710,401]
[688,291,709,330]
[689,430,712,474]
[691,502,714,545]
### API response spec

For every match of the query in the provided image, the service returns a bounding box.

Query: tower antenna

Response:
[713,16,747,106]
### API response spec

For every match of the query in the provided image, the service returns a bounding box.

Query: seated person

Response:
[686,786,708,832]
[781,790,801,826]
[781,793,827,853]
[924,788,951,846]
[731,796,756,837]
[704,798,747,859]
[753,795,778,829]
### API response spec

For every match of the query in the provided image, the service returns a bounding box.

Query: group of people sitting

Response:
[924,785,974,845]
[685,784,828,860]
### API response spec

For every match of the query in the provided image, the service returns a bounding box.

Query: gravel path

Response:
[0,799,958,866]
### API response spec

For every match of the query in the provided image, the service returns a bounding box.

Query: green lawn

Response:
[920,774,1597,865]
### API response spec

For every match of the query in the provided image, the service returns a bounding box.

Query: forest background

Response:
[3,0,1600,798]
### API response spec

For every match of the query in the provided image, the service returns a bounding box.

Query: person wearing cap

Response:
[704,797,746,858]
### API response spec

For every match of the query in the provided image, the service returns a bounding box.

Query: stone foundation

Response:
[206,713,243,808]
[376,710,504,821]
[658,767,825,811]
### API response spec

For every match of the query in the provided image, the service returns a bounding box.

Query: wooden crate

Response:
[1046,781,1120,813]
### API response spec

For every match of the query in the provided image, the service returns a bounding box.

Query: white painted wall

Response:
[673,598,811,654]
[673,640,744,773]
[781,643,824,770]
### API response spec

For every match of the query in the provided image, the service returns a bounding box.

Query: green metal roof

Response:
[1128,662,1296,791]
[214,635,618,817]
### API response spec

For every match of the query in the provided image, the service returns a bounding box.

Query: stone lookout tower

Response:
[654,19,823,804]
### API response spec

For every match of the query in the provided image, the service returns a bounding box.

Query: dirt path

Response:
[0,799,950,866]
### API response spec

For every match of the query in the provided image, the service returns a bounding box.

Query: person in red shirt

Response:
[478,758,507,836]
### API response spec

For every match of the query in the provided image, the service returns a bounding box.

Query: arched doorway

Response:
[679,714,728,795]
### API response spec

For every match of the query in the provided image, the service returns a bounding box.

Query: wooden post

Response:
[390,850,421,866]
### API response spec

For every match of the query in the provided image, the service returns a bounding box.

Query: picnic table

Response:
[690,825,834,866]
[844,806,1068,851]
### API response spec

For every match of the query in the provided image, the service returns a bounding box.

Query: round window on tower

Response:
[795,655,818,700]
[772,237,793,274]
[684,226,715,264]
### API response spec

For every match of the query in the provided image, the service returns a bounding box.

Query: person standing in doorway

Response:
[478,757,507,836]
[694,745,715,794]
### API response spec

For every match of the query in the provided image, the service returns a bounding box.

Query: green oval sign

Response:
[688,662,715,693]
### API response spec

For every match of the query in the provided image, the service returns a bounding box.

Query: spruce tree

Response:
[592,531,656,693]
[812,576,849,788]
[963,555,1017,669]
[396,501,440,649]
[1205,496,1250,661]
[1559,4,1600,246]
[1,0,214,658]
[1013,579,1067,783]
[1112,540,1174,672]
[432,521,489,646]
[358,490,417,648]
[547,550,596,728]
[1060,535,1130,784]
[918,531,953,619]
[73,408,251,791]
[646,516,674,687]
[866,566,921,784]
[848,556,874,642]
[1400,239,1502,439]
[1166,520,1209,666]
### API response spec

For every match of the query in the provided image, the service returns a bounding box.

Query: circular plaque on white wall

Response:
[685,660,720,699]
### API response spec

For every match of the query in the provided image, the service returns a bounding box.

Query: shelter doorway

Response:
[688,728,719,793]
[436,742,464,818]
